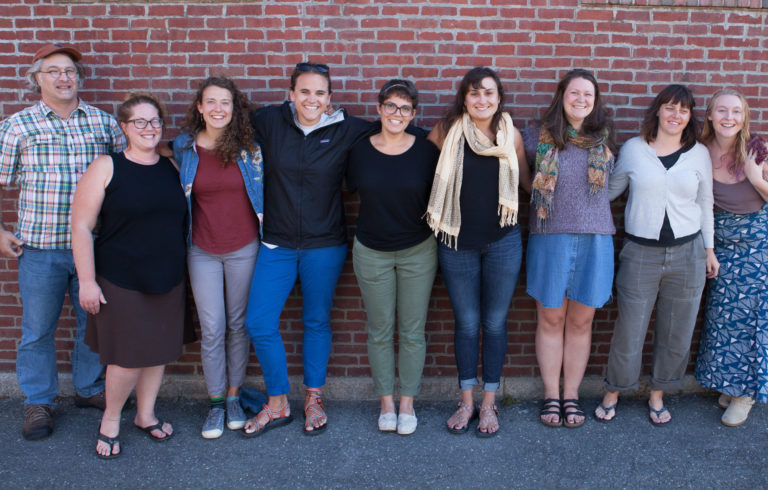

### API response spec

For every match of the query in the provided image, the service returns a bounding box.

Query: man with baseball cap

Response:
[0,43,126,440]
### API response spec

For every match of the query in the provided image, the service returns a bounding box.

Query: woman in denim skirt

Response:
[597,84,718,425]
[426,67,529,437]
[524,69,616,428]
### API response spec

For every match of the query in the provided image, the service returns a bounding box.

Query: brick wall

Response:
[1,0,766,382]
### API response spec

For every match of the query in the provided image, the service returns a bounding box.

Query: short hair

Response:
[289,62,332,94]
[640,84,698,148]
[24,57,85,94]
[377,79,418,108]
[116,92,166,124]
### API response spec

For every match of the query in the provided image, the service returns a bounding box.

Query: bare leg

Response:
[397,395,413,416]
[649,389,671,424]
[227,386,240,397]
[562,300,595,426]
[535,300,566,425]
[381,394,396,415]
[133,365,172,439]
[96,364,140,457]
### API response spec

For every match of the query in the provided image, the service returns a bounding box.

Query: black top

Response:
[347,135,439,251]
[627,143,698,247]
[94,152,186,294]
[456,142,514,250]
[249,103,373,249]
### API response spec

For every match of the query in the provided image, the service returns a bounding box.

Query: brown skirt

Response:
[85,276,185,368]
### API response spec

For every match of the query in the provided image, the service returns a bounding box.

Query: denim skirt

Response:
[526,233,614,309]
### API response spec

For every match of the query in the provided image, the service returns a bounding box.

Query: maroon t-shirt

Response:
[192,146,259,254]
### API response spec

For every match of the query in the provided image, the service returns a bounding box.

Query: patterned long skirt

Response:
[695,204,768,402]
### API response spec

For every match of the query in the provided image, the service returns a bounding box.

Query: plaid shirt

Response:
[0,100,126,249]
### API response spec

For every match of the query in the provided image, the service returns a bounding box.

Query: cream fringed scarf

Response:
[425,112,519,249]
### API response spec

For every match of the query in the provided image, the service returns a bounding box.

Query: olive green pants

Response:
[352,237,437,397]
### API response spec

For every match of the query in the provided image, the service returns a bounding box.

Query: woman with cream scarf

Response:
[426,67,529,437]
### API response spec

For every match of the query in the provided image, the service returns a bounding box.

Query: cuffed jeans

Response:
[438,227,522,392]
[16,247,104,405]
[604,236,707,392]
[353,236,437,397]
[245,243,347,396]
[188,240,259,398]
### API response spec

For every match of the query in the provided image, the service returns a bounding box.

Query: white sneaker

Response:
[397,411,417,435]
[378,412,397,432]
[721,396,754,427]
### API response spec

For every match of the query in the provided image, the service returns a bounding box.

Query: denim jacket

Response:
[173,132,264,245]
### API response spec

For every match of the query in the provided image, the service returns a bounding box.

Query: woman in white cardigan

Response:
[596,84,719,425]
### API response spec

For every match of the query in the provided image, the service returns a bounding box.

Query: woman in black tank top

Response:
[72,94,186,459]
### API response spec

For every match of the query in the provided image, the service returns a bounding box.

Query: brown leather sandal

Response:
[446,401,477,434]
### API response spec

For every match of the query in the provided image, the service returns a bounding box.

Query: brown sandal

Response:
[242,403,293,438]
[446,401,477,434]
[475,404,500,438]
[303,389,328,436]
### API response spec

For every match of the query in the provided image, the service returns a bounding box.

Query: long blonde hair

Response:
[701,88,751,177]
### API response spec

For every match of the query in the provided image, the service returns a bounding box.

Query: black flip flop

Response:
[96,431,122,459]
[135,420,175,442]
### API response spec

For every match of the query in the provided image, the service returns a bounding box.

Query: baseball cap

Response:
[32,43,83,63]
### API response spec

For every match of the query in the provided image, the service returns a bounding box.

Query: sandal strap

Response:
[562,399,585,416]
[479,404,499,416]
[304,390,326,421]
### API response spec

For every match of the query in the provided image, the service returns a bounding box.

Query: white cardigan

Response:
[609,136,714,249]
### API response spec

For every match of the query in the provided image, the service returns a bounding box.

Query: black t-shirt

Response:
[347,135,439,251]
[455,141,514,250]
[627,143,699,247]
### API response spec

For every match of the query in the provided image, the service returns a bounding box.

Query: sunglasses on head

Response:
[295,62,329,73]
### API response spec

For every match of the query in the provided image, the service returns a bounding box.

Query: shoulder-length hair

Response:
[701,88,751,177]
[540,68,613,150]
[640,84,699,148]
[439,67,505,135]
[181,76,256,167]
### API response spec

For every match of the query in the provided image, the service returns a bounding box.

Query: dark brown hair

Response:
[540,68,613,150]
[181,76,256,166]
[378,79,418,108]
[439,67,505,135]
[289,62,332,94]
[640,84,698,148]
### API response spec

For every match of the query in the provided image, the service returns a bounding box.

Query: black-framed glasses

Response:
[126,118,163,129]
[380,102,414,117]
[295,62,329,73]
[39,68,78,79]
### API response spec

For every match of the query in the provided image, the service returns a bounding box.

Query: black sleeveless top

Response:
[456,142,514,250]
[94,152,186,294]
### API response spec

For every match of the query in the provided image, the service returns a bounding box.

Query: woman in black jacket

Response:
[243,62,372,437]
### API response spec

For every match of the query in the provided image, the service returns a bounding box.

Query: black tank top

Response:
[94,152,186,294]
[456,142,513,250]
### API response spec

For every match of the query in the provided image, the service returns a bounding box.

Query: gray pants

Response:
[353,236,437,397]
[188,240,259,398]
[605,236,706,392]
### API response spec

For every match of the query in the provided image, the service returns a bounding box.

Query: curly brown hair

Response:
[181,76,256,167]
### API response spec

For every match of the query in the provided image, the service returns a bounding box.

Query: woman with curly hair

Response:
[695,89,768,426]
[427,67,528,437]
[173,77,263,439]
[524,69,615,428]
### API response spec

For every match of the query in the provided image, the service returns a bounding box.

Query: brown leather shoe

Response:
[22,404,53,440]
[74,392,106,410]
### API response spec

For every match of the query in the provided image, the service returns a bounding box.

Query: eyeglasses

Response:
[380,102,414,117]
[39,68,78,79]
[295,62,329,73]
[125,118,164,129]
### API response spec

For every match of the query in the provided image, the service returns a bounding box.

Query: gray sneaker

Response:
[226,397,246,430]
[201,407,225,439]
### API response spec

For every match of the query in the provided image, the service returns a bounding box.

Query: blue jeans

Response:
[245,244,347,396]
[16,247,104,405]
[438,227,522,392]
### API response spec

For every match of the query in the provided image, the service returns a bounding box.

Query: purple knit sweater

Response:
[523,126,616,235]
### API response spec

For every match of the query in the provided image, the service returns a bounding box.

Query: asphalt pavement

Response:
[0,394,766,489]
